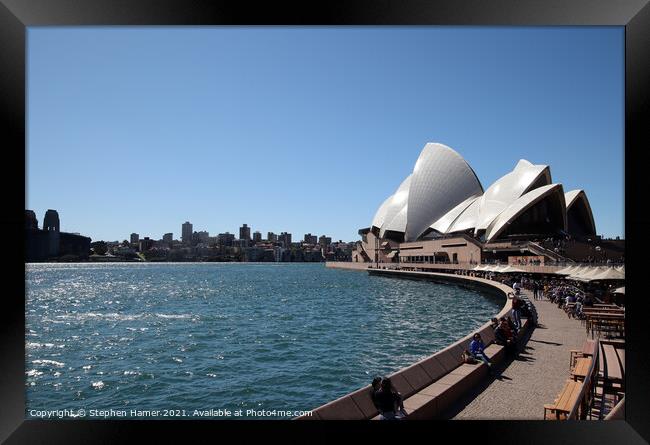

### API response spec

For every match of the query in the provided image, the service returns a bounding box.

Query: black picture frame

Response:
[1,0,648,442]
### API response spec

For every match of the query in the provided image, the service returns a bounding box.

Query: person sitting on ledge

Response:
[469,333,492,371]
[494,321,509,346]
[370,377,383,412]
[374,377,407,420]
[501,313,518,336]
[497,316,517,353]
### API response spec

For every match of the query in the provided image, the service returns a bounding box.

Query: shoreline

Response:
[25,261,327,265]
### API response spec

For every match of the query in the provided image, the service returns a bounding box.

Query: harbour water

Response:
[25,263,502,419]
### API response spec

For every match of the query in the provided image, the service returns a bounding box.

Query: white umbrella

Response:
[567,267,605,281]
[588,268,625,281]
[500,265,526,273]
[565,267,586,280]
[581,267,602,277]
[556,265,579,275]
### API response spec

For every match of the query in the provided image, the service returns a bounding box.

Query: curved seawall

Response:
[298,268,518,419]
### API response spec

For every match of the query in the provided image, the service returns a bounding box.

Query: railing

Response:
[527,241,572,263]
[568,338,600,420]
[403,254,618,269]
[604,396,625,420]
[552,260,625,267]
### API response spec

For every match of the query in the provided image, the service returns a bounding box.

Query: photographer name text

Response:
[28,408,312,419]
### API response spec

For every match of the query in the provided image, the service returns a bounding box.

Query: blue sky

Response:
[27,27,624,242]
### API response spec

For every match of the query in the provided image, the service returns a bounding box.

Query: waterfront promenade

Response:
[322,262,596,419]
[452,289,588,419]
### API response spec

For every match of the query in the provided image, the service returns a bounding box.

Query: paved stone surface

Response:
[453,291,588,419]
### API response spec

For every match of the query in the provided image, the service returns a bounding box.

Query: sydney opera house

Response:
[353,143,602,266]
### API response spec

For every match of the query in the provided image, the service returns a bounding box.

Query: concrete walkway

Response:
[452,291,588,419]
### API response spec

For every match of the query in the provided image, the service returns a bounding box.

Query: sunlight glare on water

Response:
[25,263,502,419]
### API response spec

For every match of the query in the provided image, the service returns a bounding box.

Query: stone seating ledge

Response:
[296,270,529,420]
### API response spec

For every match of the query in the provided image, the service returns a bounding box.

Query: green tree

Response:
[90,241,108,255]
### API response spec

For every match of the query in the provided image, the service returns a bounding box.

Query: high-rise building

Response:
[233,239,249,248]
[279,232,292,247]
[130,233,139,245]
[304,233,317,244]
[218,232,235,247]
[163,233,173,245]
[267,232,278,242]
[319,235,332,249]
[197,231,210,244]
[239,224,251,241]
[182,222,193,245]
[253,231,262,243]
[139,237,154,252]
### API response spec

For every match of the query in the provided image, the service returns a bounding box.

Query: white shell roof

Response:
[377,175,411,232]
[564,189,583,208]
[446,197,481,233]
[405,143,483,241]
[365,143,596,243]
[429,195,480,234]
[564,189,596,234]
[371,195,394,230]
[380,204,408,237]
[484,183,565,242]
[474,160,551,233]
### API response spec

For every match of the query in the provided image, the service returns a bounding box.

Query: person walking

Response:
[508,292,523,330]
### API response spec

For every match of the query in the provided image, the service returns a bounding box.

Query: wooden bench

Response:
[571,357,592,381]
[582,309,624,315]
[570,339,596,369]
[584,312,625,338]
[544,379,582,420]
[588,318,625,339]
[593,304,622,309]
[599,342,625,391]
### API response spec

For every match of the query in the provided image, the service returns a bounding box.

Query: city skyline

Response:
[27,27,624,242]
[122,221,341,244]
[26,207,345,244]
[25,207,351,262]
